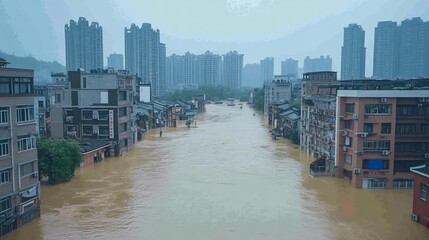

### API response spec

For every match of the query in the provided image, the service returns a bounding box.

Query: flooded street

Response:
[5,104,429,240]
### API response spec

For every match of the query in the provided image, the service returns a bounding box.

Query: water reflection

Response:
[4,103,429,240]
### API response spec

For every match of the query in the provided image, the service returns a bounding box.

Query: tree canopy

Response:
[37,138,82,184]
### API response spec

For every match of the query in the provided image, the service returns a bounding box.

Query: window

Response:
[13,77,32,94]
[344,136,351,146]
[120,123,127,132]
[119,107,127,117]
[55,93,61,103]
[66,126,75,133]
[119,91,127,101]
[100,92,108,104]
[83,77,87,88]
[421,184,428,201]
[20,161,34,177]
[394,160,429,173]
[0,197,11,213]
[393,179,413,189]
[82,125,93,135]
[98,111,109,120]
[396,123,416,134]
[0,169,10,184]
[0,77,12,94]
[381,123,391,134]
[363,141,390,150]
[397,105,418,116]
[0,140,9,157]
[0,107,8,124]
[38,100,44,108]
[99,126,109,135]
[343,169,352,180]
[16,105,34,123]
[365,179,386,189]
[345,103,355,113]
[344,120,351,129]
[363,123,373,133]
[364,104,392,115]
[17,135,36,152]
[421,124,429,135]
[363,159,389,170]
[344,154,352,165]
[82,111,93,120]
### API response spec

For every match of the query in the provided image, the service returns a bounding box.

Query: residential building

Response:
[373,21,398,79]
[341,24,366,80]
[107,53,124,71]
[65,17,103,72]
[263,76,293,115]
[223,51,243,90]
[125,23,166,97]
[410,165,429,228]
[50,70,135,157]
[303,56,332,73]
[281,58,299,79]
[260,57,274,82]
[0,62,41,236]
[336,89,429,189]
[398,17,429,79]
[300,72,338,176]
[242,63,261,88]
[373,17,429,80]
[197,51,222,87]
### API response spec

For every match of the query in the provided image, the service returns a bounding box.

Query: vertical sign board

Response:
[139,85,151,102]
[109,110,114,139]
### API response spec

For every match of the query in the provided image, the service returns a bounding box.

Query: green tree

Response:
[37,138,82,184]
[252,88,265,112]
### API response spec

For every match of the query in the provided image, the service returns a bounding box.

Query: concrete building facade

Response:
[107,53,124,71]
[50,70,136,157]
[303,56,332,73]
[125,23,166,98]
[341,23,366,80]
[0,66,41,236]
[223,51,243,90]
[260,57,274,82]
[65,17,103,72]
[336,90,429,189]
[263,76,293,115]
[281,58,299,79]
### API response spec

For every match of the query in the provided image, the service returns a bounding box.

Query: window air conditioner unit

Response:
[353,168,361,174]
[380,97,387,103]
[361,132,368,138]
[93,115,98,120]
[381,150,390,156]
[352,114,359,120]
[355,150,364,155]
[418,98,426,103]
[412,213,419,222]
[425,153,429,159]
[343,146,348,152]
[32,172,38,178]
[93,130,98,135]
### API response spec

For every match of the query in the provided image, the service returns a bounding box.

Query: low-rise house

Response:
[79,140,110,167]
[410,165,429,228]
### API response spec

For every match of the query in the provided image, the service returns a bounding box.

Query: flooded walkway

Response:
[5,104,429,239]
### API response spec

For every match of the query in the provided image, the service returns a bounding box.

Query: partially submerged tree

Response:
[37,138,82,184]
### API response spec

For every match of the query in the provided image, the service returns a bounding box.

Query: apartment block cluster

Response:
[341,17,429,80]
[243,56,332,88]
[166,51,243,91]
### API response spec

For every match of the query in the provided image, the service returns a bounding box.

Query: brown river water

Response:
[4,104,429,240]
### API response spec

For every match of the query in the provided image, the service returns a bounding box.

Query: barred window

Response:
[16,105,34,123]
[17,136,36,152]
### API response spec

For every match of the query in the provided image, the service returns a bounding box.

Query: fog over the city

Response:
[1,0,428,75]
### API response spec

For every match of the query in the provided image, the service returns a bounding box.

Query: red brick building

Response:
[410,165,429,228]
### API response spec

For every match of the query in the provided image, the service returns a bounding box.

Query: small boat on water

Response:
[227,102,235,106]
[214,101,223,104]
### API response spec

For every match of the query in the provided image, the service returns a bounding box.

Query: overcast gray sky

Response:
[1,0,428,76]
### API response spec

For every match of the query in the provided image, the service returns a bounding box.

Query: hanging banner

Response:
[109,110,114,139]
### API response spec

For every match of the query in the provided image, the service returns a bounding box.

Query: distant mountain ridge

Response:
[0,50,66,83]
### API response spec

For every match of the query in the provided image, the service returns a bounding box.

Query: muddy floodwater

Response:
[4,104,429,240]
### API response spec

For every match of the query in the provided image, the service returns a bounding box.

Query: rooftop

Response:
[410,165,429,178]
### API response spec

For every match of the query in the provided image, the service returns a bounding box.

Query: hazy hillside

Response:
[0,50,66,83]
